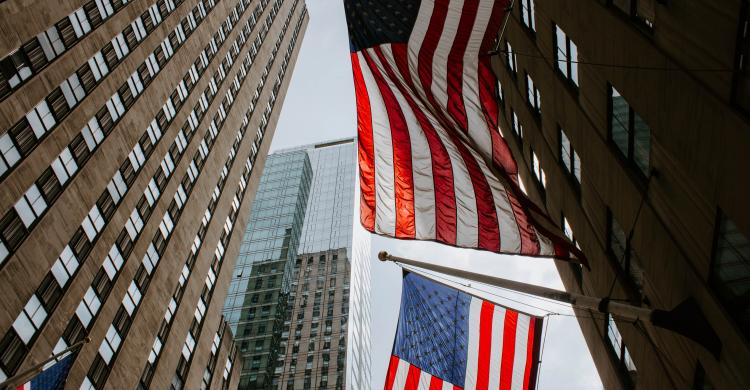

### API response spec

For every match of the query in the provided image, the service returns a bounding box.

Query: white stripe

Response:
[536,227,556,255]
[417,369,432,389]
[464,297,483,389]
[443,381,453,390]
[377,46,436,240]
[358,52,397,236]
[462,0,494,161]
[511,315,531,390]
[488,305,507,390]
[407,0,433,103]
[393,358,411,390]
[431,0,464,111]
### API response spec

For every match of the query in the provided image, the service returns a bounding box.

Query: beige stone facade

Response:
[0,0,308,388]
[492,1,750,389]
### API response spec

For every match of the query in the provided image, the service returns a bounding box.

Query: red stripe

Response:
[390,44,458,244]
[445,0,479,132]
[499,310,519,390]
[361,49,416,239]
[405,364,421,390]
[351,53,376,232]
[429,376,444,390]
[522,317,536,390]
[476,300,495,390]
[384,355,400,390]
[480,0,511,52]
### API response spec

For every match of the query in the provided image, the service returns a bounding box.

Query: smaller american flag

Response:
[16,354,74,390]
[386,272,542,390]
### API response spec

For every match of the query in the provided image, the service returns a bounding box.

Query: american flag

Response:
[15,354,74,390]
[386,272,542,390]
[345,0,583,261]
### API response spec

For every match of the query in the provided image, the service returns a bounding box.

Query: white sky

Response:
[271,1,603,388]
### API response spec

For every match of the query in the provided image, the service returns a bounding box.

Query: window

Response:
[531,149,546,190]
[60,74,85,107]
[710,214,750,339]
[69,8,92,38]
[511,110,523,139]
[50,147,78,185]
[606,314,637,386]
[607,211,645,298]
[609,85,650,176]
[13,295,47,343]
[81,205,105,241]
[15,184,47,227]
[1,50,32,88]
[520,0,536,32]
[76,287,101,327]
[37,27,65,61]
[554,24,578,87]
[525,73,541,115]
[26,100,56,138]
[504,40,517,74]
[559,127,581,186]
[51,245,79,286]
[0,133,21,175]
[87,52,109,81]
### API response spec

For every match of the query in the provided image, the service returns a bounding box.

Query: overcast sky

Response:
[270,1,603,388]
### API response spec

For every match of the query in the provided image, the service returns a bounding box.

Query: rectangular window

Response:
[607,210,645,297]
[60,74,85,107]
[15,184,47,227]
[606,314,637,386]
[87,52,109,81]
[26,100,56,138]
[554,24,579,87]
[81,205,105,241]
[520,0,536,31]
[69,8,92,38]
[13,295,47,343]
[733,2,750,114]
[609,85,650,176]
[609,0,655,29]
[1,133,21,176]
[504,40,517,74]
[1,50,33,88]
[51,147,78,184]
[37,27,66,61]
[710,214,750,339]
[526,73,541,115]
[559,127,581,186]
[531,149,546,190]
[112,33,129,59]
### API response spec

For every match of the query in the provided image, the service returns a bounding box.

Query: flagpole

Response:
[0,337,90,390]
[379,251,652,321]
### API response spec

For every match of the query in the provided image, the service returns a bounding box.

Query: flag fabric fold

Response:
[385,272,543,390]
[345,0,585,262]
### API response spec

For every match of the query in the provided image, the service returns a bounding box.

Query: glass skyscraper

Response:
[223,138,371,389]
[223,150,312,389]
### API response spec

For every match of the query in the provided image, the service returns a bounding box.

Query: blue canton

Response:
[393,272,471,387]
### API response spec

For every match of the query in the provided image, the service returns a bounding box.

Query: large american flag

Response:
[386,272,543,390]
[345,0,583,260]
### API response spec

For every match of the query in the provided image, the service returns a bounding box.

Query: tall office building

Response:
[493,1,750,389]
[223,149,312,389]
[0,0,308,388]
[224,138,372,389]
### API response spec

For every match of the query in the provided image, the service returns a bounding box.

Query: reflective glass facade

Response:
[224,138,370,390]
[223,150,312,389]
[297,140,356,254]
